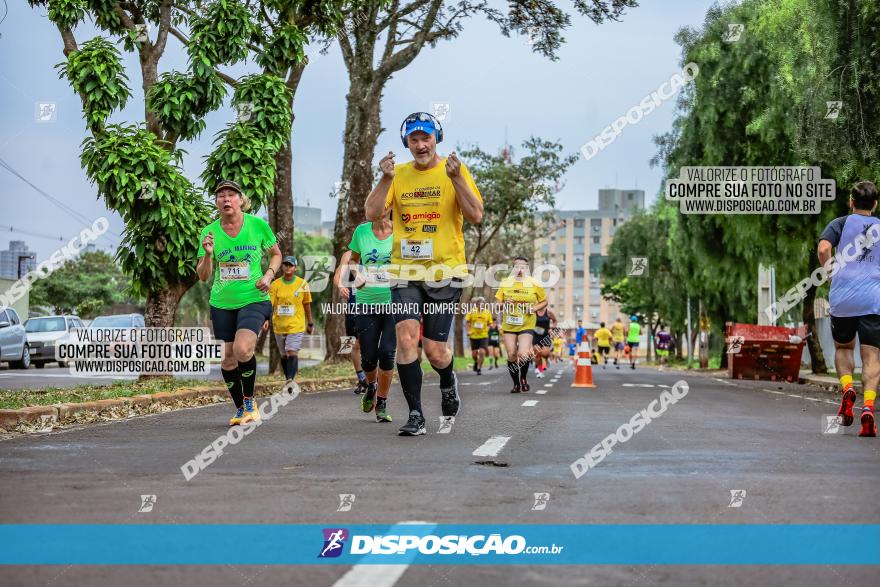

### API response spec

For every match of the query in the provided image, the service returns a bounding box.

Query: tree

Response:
[29,251,141,318]
[325,0,638,358]
[33,1,295,327]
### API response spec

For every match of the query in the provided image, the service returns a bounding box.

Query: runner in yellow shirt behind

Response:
[495,256,547,393]
[611,316,626,369]
[594,322,613,369]
[465,297,493,375]
[268,256,313,393]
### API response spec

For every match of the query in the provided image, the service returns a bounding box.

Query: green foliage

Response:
[29,251,141,317]
[232,74,293,149]
[147,71,227,140]
[202,124,279,212]
[80,124,213,297]
[47,0,87,30]
[87,0,125,34]
[256,24,308,74]
[57,37,131,130]
[188,0,256,76]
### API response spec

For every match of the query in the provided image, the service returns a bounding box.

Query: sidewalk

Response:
[798,369,839,390]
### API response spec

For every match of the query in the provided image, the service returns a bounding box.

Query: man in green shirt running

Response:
[626,315,641,370]
[335,212,395,423]
[197,180,282,426]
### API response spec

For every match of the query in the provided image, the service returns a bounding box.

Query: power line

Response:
[0,157,122,242]
[0,223,118,248]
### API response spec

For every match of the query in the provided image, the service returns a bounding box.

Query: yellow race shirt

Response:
[466,309,493,339]
[611,322,625,342]
[553,338,563,353]
[384,158,482,281]
[595,327,613,347]
[269,276,312,334]
[494,276,547,333]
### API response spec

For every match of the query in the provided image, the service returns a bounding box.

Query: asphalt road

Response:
[0,360,878,585]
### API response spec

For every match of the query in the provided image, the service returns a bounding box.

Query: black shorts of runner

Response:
[488,339,501,348]
[353,307,397,371]
[597,345,610,355]
[470,337,489,351]
[831,314,880,348]
[210,301,272,342]
[628,342,639,349]
[391,280,462,342]
[534,335,553,349]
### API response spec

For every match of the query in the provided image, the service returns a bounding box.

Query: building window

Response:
[574,270,584,278]
[574,219,585,228]
[628,193,634,200]
[592,236,600,244]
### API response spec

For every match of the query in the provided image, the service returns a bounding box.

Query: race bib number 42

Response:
[219,262,250,281]
[401,239,433,260]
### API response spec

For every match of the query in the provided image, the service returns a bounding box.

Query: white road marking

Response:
[622,383,655,388]
[544,383,553,387]
[713,378,737,386]
[522,400,539,407]
[535,389,548,395]
[786,394,802,398]
[332,521,434,587]
[473,436,511,458]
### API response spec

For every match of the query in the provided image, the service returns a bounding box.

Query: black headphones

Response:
[399,112,443,147]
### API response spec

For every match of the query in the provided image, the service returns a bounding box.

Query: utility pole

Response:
[686,297,693,368]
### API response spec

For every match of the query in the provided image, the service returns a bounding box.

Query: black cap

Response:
[214,180,243,194]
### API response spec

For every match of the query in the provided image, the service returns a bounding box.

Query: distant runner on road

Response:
[655,325,672,368]
[268,256,313,394]
[626,315,641,370]
[533,306,557,378]
[465,297,493,375]
[496,257,547,393]
[594,322,613,369]
[365,111,483,436]
[487,321,502,369]
[817,180,880,437]
[197,180,281,426]
[611,316,626,368]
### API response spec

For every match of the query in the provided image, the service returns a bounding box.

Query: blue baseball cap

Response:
[282,256,298,266]
[404,119,437,141]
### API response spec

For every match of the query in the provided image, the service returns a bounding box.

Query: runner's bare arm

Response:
[335,250,358,299]
[817,239,832,267]
[304,302,314,334]
[256,244,282,293]
[366,152,395,221]
[447,152,483,224]
[197,232,213,282]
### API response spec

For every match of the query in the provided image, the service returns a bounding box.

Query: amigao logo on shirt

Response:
[401,212,441,223]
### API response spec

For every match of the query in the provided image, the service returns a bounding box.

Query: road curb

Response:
[0,375,358,433]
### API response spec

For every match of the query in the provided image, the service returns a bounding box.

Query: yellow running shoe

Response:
[229,405,245,426]
[240,397,262,425]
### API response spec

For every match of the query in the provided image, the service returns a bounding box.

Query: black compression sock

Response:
[507,361,520,386]
[397,360,423,414]
[519,360,530,382]
[221,367,243,408]
[238,356,257,398]
[287,356,299,379]
[432,359,455,388]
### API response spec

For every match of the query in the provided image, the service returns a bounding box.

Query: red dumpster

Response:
[726,323,808,382]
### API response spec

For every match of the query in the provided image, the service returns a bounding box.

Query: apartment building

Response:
[533,189,644,329]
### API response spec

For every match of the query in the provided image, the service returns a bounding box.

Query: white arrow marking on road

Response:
[622,383,655,388]
[521,400,539,407]
[536,389,548,395]
[332,521,435,587]
[473,436,511,457]
[544,383,553,387]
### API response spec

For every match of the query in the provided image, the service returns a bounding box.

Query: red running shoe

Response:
[837,388,857,426]
[858,410,876,438]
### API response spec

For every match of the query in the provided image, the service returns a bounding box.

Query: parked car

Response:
[24,315,84,368]
[88,314,146,328]
[0,307,30,369]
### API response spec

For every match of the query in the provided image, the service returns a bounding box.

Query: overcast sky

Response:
[0,0,717,262]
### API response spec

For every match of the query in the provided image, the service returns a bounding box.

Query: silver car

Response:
[25,315,84,368]
[0,307,30,369]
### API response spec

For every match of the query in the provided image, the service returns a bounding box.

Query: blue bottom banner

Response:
[2,524,878,565]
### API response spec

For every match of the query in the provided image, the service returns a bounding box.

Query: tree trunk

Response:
[325,74,383,360]
[802,257,829,374]
[266,137,293,375]
[144,281,191,327]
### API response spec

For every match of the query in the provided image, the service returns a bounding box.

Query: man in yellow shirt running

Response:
[594,322,613,369]
[268,256,313,393]
[611,316,626,369]
[465,297,493,375]
[365,111,483,436]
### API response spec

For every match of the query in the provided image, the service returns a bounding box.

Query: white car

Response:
[25,315,84,368]
[0,307,30,369]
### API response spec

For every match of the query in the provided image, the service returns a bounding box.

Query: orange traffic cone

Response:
[573,343,596,388]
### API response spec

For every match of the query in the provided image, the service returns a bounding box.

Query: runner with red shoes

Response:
[818,181,880,437]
